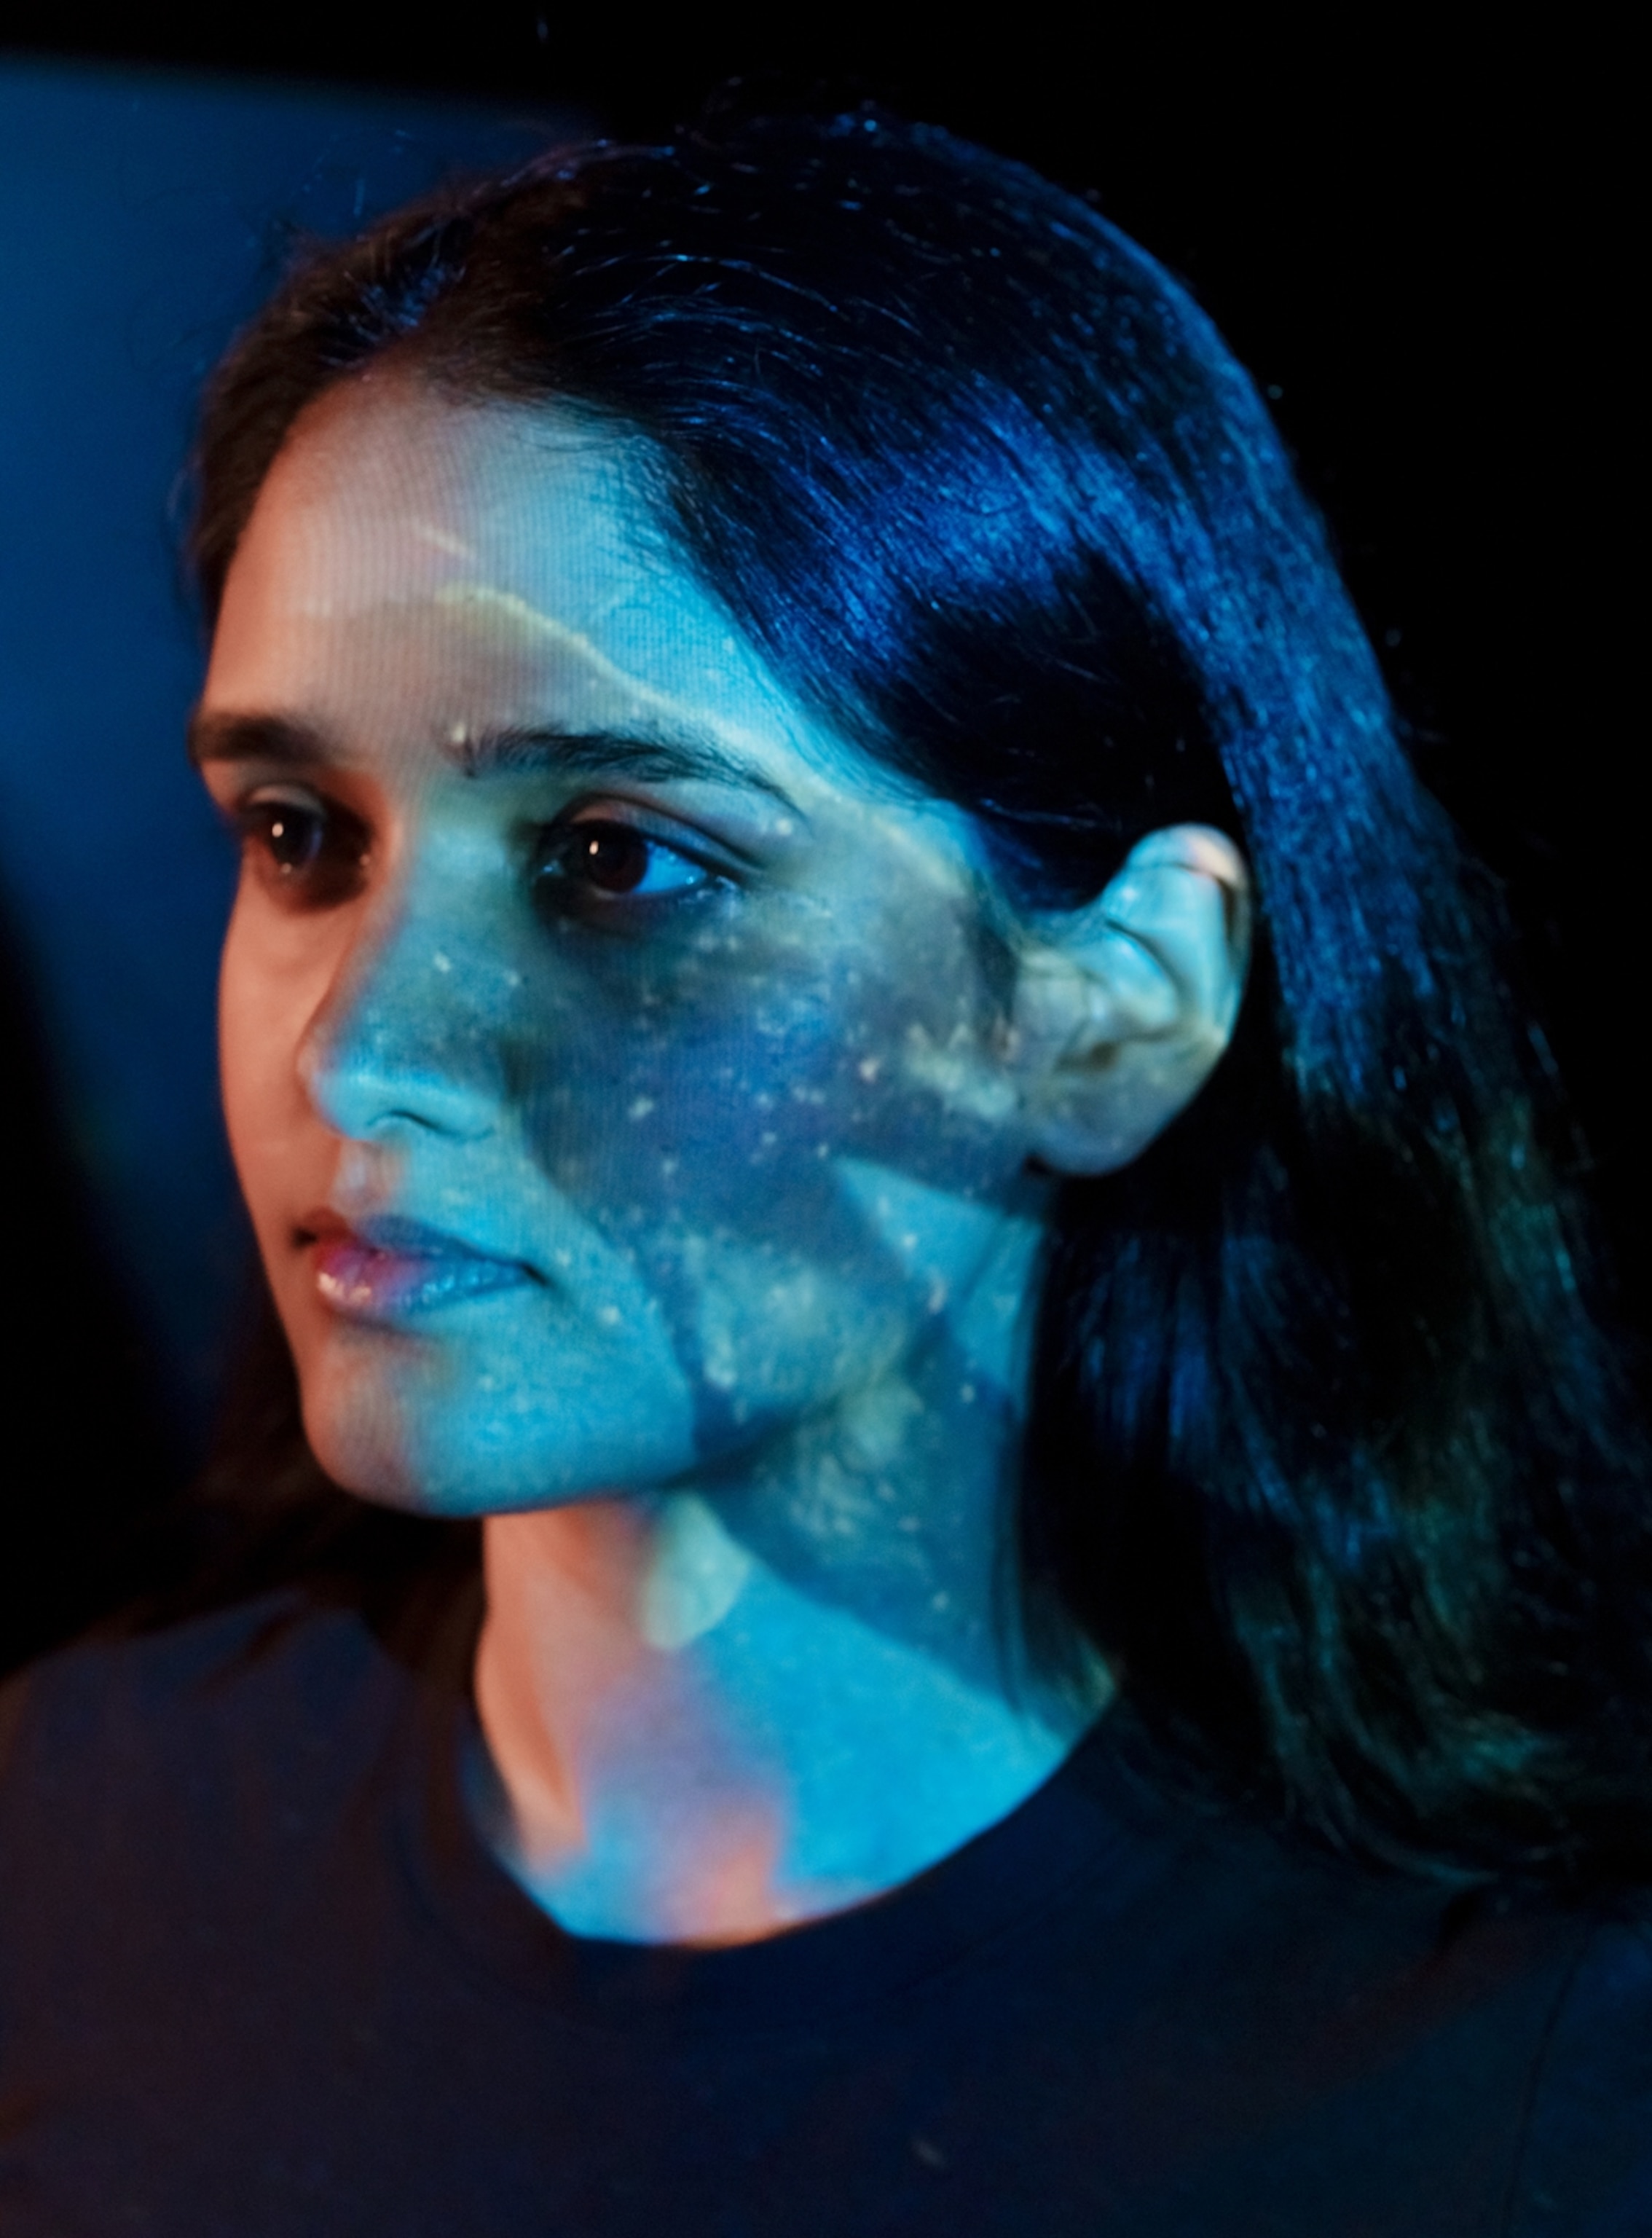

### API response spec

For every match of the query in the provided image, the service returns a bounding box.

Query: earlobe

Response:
[1012,825,1251,1177]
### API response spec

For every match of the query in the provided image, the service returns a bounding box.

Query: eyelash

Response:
[529,817,729,919]
[233,790,370,909]
[230,789,735,923]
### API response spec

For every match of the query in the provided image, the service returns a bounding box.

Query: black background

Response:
[3,15,1639,1335]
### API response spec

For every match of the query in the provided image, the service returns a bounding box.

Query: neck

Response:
[469,1227,1106,1947]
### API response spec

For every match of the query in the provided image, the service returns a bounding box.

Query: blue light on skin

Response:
[195,373,1250,1945]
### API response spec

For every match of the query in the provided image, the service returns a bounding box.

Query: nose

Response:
[300,898,505,1147]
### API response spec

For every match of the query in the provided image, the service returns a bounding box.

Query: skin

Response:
[197,372,1249,1944]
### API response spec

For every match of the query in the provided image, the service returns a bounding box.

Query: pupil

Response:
[267,807,320,873]
[579,828,649,893]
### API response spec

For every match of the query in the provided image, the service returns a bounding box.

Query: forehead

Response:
[207,379,847,792]
[223,382,694,634]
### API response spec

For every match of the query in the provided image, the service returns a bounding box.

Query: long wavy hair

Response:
[177,97,1651,1885]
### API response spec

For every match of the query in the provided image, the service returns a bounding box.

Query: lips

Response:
[301,1212,537,1322]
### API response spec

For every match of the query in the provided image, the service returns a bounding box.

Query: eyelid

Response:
[211,771,327,822]
[237,779,330,814]
[227,779,371,865]
[555,794,758,878]
[225,777,374,845]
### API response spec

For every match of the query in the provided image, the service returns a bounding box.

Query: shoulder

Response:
[0,1582,483,2215]
[0,1591,422,1901]
[1511,1897,1652,2234]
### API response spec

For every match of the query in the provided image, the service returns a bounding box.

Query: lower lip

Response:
[312,1238,534,1322]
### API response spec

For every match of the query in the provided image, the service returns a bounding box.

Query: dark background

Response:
[0,17,1635,1657]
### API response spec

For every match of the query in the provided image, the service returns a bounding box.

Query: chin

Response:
[297,1366,422,1511]
[297,1342,699,1520]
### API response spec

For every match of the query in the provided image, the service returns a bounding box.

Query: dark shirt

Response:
[1,1588,1648,2235]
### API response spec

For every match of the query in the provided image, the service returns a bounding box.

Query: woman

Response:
[2,100,1649,2234]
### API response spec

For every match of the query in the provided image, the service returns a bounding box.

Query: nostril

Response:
[294,917,507,1146]
[301,1024,501,1147]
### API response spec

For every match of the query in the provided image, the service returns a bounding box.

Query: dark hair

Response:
[184,99,1652,1885]
[0,903,184,1679]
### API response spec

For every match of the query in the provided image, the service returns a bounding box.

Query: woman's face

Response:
[197,378,1047,1514]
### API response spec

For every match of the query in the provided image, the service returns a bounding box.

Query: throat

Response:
[468,1467,1099,1947]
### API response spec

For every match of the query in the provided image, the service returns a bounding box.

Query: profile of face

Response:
[197,374,1248,1535]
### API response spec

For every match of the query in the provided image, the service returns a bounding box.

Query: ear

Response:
[1009,825,1251,1177]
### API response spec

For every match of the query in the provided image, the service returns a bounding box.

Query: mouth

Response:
[298,1211,540,1322]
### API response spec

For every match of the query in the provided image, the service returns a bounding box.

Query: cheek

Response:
[217,898,341,1225]
[509,895,1018,1433]
[519,894,1004,1210]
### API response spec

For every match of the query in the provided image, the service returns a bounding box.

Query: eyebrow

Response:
[186,711,803,813]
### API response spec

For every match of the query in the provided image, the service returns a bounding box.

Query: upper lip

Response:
[297,1207,536,1271]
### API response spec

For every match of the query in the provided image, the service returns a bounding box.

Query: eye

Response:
[531,817,721,918]
[248,793,322,873]
[235,786,369,908]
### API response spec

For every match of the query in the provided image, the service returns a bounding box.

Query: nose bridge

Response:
[302,842,504,1144]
